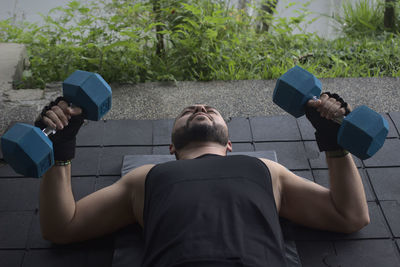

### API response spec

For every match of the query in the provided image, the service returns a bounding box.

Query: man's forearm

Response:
[40,165,76,241]
[327,153,369,230]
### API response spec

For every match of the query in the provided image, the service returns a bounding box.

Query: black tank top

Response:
[141,154,288,267]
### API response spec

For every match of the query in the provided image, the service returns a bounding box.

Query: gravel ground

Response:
[103,77,400,121]
[1,77,399,134]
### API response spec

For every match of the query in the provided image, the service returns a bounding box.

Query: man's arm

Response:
[40,164,153,244]
[264,153,369,234]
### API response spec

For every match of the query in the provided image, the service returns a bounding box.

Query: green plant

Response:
[0,0,399,89]
[333,0,400,36]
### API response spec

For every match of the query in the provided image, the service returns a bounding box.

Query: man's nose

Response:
[194,105,207,113]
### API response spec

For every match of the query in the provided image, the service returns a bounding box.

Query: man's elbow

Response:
[41,229,74,245]
[343,214,370,234]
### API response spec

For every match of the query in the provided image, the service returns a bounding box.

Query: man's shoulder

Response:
[122,164,156,187]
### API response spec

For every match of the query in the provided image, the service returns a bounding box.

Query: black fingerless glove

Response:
[34,97,84,161]
[305,92,351,152]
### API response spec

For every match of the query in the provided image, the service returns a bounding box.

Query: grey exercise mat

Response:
[113,151,302,267]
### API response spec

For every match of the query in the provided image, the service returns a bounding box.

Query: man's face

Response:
[171,104,230,152]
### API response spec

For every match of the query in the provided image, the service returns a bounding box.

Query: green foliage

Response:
[333,0,400,36]
[0,0,399,88]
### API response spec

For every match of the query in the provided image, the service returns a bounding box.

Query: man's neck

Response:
[176,142,227,160]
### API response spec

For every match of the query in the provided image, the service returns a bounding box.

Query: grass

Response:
[0,0,399,89]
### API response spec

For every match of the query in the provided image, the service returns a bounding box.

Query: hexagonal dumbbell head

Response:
[63,70,112,121]
[1,123,54,178]
[338,106,389,159]
[273,65,322,118]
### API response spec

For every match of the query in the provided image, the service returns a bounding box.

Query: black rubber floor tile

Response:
[255,142,309,170]
[76,120,105,146]
[71,147,101,176]
[95,176,120,190]
[71,177,96,201]
[152,119,174,145]
[87,247,114,267]
[99,147,152,175]
[103,120,152,146]
[293,171,314,181]
[0,211,33,248]
[227,117,252,142]
[23,249,88,267]
[0,178,40,211]
[28,212,53,249]
[231,143,254,152]
[296,116,315,141]
[286,202,390,241]
[380,201,400,237]
[333,239,400,267]
[152,146,171,155]
[383,113,398,138]
[363,139,400,167]
[250,115,301,141]
[0,162,24,177]
[296,241,336,267]
[313,169,375,201]
[389,112,400,136]
[367,167,400,201]
[304,141,362,169]
[0,250,25,267]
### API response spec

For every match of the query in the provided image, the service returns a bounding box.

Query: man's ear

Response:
[169,144,175,155]
[226,140,232,153]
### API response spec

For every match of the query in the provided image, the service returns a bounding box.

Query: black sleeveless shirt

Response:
[141,154,288,267]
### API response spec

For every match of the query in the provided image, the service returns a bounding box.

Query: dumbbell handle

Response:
[42,127,56,137]
[311,96,344,125]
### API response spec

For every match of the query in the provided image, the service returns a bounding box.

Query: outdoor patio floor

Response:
[1,113,400,266]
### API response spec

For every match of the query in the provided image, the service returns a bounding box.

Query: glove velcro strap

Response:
[52,138,76,161]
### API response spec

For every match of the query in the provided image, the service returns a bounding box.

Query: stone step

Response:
[0,43,27,94]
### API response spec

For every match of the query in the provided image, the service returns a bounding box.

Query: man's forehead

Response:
[180,105,218,112]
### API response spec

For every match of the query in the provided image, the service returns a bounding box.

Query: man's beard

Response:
[171,120,229,151]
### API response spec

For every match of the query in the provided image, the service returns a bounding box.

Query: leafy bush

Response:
[0,0,399,88]
[332,0,400,36]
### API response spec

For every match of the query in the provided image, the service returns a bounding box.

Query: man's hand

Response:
[34,97,84,161]
[304,92,352,152]
[38,98,82,130]
[306,92,351,120]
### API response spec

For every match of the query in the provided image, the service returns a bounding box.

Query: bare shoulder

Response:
[257,157,284,179]
[119,164,155,227]
[257,157,287,209]
[120,164,155,188]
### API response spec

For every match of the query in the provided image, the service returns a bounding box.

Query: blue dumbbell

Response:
[1,70,112,177]
[273,65,389,160]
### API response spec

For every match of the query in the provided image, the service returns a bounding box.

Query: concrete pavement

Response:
[0,43,399,135]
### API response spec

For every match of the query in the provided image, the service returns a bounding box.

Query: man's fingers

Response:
[317,94,346,120]
[307,98,321,108]
[325,102,342,120]
[42,116,57,129]
[53,105,70,127]
[335,107,346,117]
[59,100,83,117]
[45,109,65,130]
[68,106,83,116]
[39,99,84,131]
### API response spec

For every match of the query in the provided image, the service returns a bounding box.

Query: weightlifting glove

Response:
[34,97,84,161]
[305,92,351,152]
